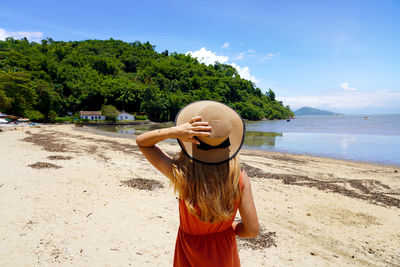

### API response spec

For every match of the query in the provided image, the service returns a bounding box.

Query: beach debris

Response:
[23,132,70,152]
[237,225,277,250]
[86,212,93,218]
[28,162,62,169]
[395,170,398,173]
[120,178,164,191]
[68,131,141,154]
[23,220,39,231]
[241,152,306,164]
[33,238,75,264]
[310,252,317,256]
[47,155,73,160]
[242,163,400,209]
[22,128,143,166]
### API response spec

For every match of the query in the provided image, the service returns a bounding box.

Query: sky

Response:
[1,0,399,114]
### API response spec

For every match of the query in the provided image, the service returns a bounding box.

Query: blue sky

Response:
[1,0,399,114]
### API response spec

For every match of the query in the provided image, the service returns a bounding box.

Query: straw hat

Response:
[175,100,245,164]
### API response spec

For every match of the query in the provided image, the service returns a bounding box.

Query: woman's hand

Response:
[172,116,212,144]
[135,116,212,180]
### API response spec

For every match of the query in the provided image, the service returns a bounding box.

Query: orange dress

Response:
[173,173,243,267]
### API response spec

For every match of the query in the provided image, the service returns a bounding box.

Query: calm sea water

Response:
[98,114,400,166]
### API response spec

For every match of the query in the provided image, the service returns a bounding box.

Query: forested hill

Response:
[0,38,293,122]
[294,107,336,116]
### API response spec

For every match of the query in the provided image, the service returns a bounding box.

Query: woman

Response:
[136,100,259,266]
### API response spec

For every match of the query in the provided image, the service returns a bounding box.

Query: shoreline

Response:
[75,123,400,169]
[1,124,399,266]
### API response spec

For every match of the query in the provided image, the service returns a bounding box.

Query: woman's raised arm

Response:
[135,116,211,179]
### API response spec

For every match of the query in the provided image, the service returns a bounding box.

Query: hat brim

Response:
[175,101,245,164]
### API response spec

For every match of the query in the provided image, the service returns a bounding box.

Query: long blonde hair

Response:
[171,151,242,223]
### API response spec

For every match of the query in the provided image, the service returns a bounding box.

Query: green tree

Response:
[0,71,37,116]
[141,86,169,122]
[0,89,11,111]
[101,104,118,121]
[266,88,276,102]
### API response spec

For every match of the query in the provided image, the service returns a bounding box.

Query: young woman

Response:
[136,100,259,266]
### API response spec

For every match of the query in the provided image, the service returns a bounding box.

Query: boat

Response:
[29,123,41,128]
[364,116,370,120]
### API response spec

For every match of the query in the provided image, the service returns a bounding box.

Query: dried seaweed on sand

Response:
[28,162,62,169]
[237,225,277,250]
[120,178,164,191]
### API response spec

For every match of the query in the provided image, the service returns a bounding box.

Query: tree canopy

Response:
[0,37,293,122]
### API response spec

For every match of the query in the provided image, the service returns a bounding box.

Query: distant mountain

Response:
[294,107,337,116]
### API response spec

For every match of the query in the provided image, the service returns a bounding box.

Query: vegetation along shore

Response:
[0,38,293,123]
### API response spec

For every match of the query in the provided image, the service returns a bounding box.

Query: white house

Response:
[117,111,135,121]
[80,111,105,120]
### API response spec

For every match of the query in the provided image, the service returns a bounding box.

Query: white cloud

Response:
[234,50,257,60]
[341,81,357,91]
[229,63,259,84]
[261,52,279,61]
[277,90,400,113]
[186,47,229,65]
[0,28,43,42]
[186,47,259,85]
[221,42,229,49]
[233,52,245,60]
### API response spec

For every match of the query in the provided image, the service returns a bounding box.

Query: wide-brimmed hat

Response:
[175,100,245,164]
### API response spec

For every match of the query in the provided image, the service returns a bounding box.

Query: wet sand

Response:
[1,124,399,266]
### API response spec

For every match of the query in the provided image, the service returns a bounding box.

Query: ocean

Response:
[97,114,400,166]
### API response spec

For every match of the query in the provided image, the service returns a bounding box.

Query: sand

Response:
[1,124,399,266]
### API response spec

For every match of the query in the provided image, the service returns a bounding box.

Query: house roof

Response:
[80,111,102,116]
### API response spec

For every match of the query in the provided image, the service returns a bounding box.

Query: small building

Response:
[117,111,135,121]
[79,111,105,121]
[0,113,18,121]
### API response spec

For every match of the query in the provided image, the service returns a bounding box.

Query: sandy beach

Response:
[1,124,399,266]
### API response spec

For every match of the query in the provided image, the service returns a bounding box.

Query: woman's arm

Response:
[135,116,211,179]
[233,170,259,238]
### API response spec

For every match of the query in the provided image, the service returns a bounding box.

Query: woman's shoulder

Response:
[240,168,250,190]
